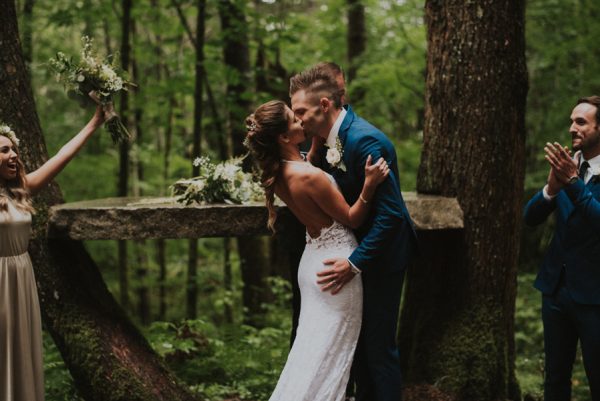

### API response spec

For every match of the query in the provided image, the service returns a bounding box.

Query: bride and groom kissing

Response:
[244,62,417,401]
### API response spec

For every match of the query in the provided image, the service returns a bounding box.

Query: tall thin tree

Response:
[130,18,150,325]
[118,0,132,310]
[346,0,366,83]
[218,0,270,326]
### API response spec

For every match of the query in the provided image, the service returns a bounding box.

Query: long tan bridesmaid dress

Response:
[0,193,44,401]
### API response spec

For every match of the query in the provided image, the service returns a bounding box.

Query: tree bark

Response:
[399,1,527,400]
[21,0,34,67]
[118,0,132,311]
[218,0,270,326]
[0,1,198,399]
[346,0,366,83]
[185,0,206,319]
[131,19,150,325]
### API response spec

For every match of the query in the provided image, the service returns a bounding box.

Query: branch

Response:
[170,0,197,49]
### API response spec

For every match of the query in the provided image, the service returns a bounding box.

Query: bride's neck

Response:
[280,146,303,162]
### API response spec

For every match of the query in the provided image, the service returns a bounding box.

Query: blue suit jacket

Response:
[524,178,600,304]
[322,106,417,274]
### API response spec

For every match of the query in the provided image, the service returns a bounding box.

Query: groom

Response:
[290,65,417,401]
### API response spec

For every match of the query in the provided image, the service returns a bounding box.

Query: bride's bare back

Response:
[275,161,336,238]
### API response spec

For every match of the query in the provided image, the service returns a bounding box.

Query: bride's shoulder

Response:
[288,164,329,184]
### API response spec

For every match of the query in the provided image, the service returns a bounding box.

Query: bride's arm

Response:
[308,155,389,229]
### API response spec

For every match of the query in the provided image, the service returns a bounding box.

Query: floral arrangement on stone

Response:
[172,156,264,205]
[48,36,134,144]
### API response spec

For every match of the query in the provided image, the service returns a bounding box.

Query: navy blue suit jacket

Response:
[322,106,417,274]
[524,178,600,304]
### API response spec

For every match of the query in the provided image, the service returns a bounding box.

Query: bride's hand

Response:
[364,155,389,187]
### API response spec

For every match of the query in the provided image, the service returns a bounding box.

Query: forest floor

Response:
[42,272,591,401]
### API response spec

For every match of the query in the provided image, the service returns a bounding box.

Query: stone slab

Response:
[47,193,463,240]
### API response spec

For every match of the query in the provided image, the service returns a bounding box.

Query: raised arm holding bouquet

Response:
[49,36,134,144]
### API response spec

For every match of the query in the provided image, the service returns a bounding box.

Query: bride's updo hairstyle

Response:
[244,100,288,232]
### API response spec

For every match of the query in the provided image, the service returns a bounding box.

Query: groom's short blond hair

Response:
[289,67,342,108]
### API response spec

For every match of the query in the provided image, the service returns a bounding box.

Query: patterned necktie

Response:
[579,160,590,181]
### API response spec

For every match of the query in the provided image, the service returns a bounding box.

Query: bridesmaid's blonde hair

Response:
[0,137,34,215]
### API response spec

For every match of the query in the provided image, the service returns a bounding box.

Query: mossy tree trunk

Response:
[218,0,271,326]
[0,1,197,400]
[399,1,527,400]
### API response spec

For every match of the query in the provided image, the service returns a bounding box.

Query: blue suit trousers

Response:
[542,280,600,401]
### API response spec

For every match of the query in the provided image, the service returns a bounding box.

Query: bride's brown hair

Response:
[244,100,289,232]
[0,138,34,215]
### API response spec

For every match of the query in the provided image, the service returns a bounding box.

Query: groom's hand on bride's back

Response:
[317,258,357,295]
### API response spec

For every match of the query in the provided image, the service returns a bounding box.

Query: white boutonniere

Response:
[326,136,346,172]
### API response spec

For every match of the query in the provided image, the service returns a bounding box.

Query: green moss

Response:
[428,300,512,400]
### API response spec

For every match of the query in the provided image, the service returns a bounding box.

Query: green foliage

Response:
[142,277,292,400]
[43,332,85,401]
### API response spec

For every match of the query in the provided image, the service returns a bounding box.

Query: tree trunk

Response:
[0,1,197,399]
[185,0,206,320]
[118,0,132,311]
[399,1,527,400]
[21,0,34,67]
[218,0,270,326]
[346,0,366,83]
[131,20,150,325]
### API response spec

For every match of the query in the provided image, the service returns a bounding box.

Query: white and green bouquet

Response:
[48,36,134,144]
[172,156,264,205]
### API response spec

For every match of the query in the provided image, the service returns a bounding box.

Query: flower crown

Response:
[0,123,19,146]
[246,120,258,132]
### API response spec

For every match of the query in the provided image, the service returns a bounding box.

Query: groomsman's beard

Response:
[572,133,584,151]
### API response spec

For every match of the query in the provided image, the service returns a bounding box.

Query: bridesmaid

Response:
[0,106,104,401]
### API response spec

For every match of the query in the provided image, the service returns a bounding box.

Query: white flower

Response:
[77,75,85,82]
[325,136,346,171]
[215,163,239,182]
[0,125,10,134]
[326,148,341,166]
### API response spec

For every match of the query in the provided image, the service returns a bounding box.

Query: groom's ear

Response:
[320,97,331,112]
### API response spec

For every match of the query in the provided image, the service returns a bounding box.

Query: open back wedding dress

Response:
[269,172,362,401]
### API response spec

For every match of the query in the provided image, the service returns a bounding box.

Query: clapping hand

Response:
[544,142,577,186]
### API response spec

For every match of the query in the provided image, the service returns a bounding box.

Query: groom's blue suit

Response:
[524,177,600,400]
[321,106,417,401]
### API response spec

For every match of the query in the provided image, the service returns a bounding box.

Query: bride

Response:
[244,100,389,401]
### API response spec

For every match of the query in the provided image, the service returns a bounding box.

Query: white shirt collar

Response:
[326,107,347,148]
[577,151,600,181]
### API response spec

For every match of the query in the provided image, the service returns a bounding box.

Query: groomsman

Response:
[524,96,600,401]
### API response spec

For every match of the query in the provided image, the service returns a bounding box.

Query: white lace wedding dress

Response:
[269,173,363,401]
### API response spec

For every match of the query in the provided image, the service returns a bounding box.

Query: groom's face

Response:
[291,89,328,139]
